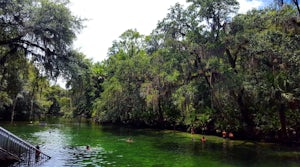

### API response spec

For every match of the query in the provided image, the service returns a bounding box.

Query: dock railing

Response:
[0,126,51,166]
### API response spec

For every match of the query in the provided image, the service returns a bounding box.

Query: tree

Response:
[226,5,300,140]
[4,53,28,123]
[187,0,239,41]
[0,0,83,78]
[0,0,83,122]
[64,51,95,118]
[273,0,300,14]
[94,29,151,125]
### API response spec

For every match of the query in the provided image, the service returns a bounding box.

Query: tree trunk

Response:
[30,99,34,121]
[158,95,164,126]
[11,97,18,124]
[29,89,35,121]
[292,0,300,15]
[278,103,288,141]
[237,88,255,139]
[277,0,284,7]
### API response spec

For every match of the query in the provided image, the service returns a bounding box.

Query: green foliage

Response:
[0,92,12,109]
[225,4,300,139]
[0,0,83,78]
[89,0,300,143]
[1,0,299,143]
[0,0,83,121]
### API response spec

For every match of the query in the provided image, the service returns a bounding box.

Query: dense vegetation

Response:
[0,0,83,120]
[0,0,299,143]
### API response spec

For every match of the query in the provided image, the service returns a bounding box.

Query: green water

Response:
[1,122,299,167]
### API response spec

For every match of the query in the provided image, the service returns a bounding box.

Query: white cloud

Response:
[69,0,264,63]
[238,0,263,13]
[69,0,186,62]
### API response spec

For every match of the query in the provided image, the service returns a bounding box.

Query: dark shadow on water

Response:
[153,138,300,167]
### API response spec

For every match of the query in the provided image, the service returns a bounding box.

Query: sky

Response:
[69,0,266,63]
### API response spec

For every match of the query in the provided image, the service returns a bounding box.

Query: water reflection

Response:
[63,146,112,167]
[32,127,115,167]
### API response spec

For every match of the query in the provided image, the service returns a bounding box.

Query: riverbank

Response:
[157,130,300,163]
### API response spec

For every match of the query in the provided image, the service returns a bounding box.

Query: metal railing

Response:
[0,126,51,166]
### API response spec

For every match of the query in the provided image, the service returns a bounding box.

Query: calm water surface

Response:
[1,122,299,167]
